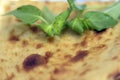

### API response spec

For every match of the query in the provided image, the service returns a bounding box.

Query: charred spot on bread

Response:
[108,71,120,80]
[30,26,41,33]
[114,73,120,80]
[22,40,29,47]
[47,37,55,43]
[36,43,43,49]
[80,40,87,47]
[9,35,19,42]
[23,54,46,71]
[44,51,53,62]
[70,50,89,62]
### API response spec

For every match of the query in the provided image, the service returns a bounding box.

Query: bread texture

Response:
[0,1,120,80]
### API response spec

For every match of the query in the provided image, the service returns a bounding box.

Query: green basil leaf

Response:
[53,8,71,35]
[84,11,118,31]
[37,23,54,37]
[82,19,90,30]
[68,18,84,34]
[6,5,48,24]
[103,2,120,20]
[42,6,55,24]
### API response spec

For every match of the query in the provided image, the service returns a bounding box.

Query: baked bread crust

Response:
[0,1,120,80]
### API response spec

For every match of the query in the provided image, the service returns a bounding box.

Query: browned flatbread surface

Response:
[0,1,120,80]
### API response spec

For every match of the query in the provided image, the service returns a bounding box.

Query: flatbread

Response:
[0,1,120,80]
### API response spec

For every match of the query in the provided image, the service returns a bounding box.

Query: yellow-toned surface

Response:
[0,1,120,80]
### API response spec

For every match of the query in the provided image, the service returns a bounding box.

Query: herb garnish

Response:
[5,0,120,36]
[68,0,120,34]
[6,5,48,24]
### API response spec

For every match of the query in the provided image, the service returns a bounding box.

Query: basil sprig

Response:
[5,0,120,36]
[68,0,120,34]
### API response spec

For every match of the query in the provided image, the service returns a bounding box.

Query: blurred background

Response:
[0,0,118,15]
[36,0,118,2]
